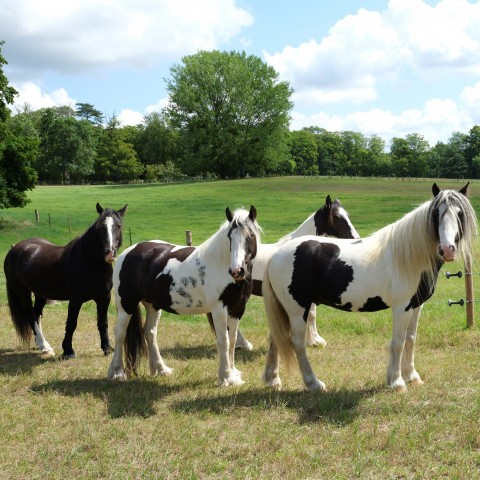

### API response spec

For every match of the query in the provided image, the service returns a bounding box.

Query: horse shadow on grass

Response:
[171,384,382,426]
[30,376,204,419]
[0,348,55,376]
[161,344,266,363]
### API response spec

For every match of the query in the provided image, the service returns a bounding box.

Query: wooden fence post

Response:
[35,209,39,223]
[185,230,192,246]
[464,255,474,328]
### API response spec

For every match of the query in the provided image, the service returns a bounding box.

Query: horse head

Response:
[431,182,475,262]
[314,195,360,239]
[96,203,128,263]
[225,205,259,281]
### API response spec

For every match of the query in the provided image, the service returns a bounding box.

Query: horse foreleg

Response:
[96,293,113,355]
[262,335,282,390]
[32,295,54,356]
[143,304,172,376]
[401,305,424,386]
[211,307,242,387]
[387,306,410,392]
[227,316,243,382]
[107,308,131,380]
[290,315,326,392]
[305,303,327,347]
[61,301,82,359]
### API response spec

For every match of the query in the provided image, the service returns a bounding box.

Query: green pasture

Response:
[1,177,480,479]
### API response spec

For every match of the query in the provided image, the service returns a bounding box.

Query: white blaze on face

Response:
[229,226,247,279]
[105,217,115,262]
[438,204,459,262]
[338,207,360,239]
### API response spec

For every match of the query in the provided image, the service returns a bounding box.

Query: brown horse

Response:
[4,203,127,359]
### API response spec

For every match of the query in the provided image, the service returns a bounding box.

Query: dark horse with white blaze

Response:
[262,184,477,392]
[108,206,261,387]
[208,195,360,350]
[4,203,127,359]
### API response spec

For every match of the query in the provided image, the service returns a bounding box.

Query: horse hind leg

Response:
[235,329,253,351]
[305,303,327,348]
[290,315,326,392]
[32,295,55,356]
[143,303,172,376]
[61,301,82,359]
[262,335,282,390]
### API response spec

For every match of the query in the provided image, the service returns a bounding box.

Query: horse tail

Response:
[5,275,33,345]
[262,267,296,371]
[124,304,147,374]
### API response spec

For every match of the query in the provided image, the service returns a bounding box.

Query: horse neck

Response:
[70,224,104,262]
[196,223,231,265]
[370,201,438,284]
[277,213,316,244]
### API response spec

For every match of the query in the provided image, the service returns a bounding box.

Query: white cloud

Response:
[117,109,144,127]
[12,81,76,111]
[265,0,480,109]
[1,0,253,79]
[291,97,472,146]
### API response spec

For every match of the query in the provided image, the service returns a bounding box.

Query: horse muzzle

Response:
[439,244,456,262]
[105,250,117,263]
[229,266,246,281]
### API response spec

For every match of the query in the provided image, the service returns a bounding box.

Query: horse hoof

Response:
[41,349,56,358]
[61,353,76,360]
[103,347,113,356]
[409,378,425,386]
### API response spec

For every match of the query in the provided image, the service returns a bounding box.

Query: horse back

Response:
[4,237,111,301]
[116,241,197,314]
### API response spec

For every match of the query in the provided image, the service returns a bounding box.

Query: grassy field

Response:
[1,177,480,479]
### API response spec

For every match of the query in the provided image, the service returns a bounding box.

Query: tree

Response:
[135,112,178,167]
[95,116,143,182]
[0,41,38,208]
[75,103,104,125]
[165,50,293,178]
[290,130,318,175]
[36,107,97,183]
[390,133,430,177]
[0,41,18,123]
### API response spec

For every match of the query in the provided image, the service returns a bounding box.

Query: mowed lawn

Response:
[1,177,480,479]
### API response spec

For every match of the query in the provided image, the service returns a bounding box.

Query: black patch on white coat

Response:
[359,296,389,311]
[405,259,443,311]
[118,242,195,315]
[288,240,355,320]
[219,263,254,319]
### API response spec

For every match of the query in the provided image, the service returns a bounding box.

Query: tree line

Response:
[2,45,480,210]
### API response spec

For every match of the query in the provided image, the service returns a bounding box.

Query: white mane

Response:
[368,189,478,286]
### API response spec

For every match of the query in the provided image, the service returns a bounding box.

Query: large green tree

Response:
[0,41,38,208]
[165,50,293,178]
[36,107,97,183]
[94,116,143,182]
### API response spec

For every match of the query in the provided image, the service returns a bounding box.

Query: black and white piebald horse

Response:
[4,203,127,359]
[108,206,261,387]
[211,195,360,350]
[262,183,477,392]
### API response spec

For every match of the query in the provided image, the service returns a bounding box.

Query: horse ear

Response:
[249,205,257,221]
[96,203,104,214]
[432,183,440,197]
[226,207,233,222]
[118,204,128,217]
[325,195,332,209]
[458,182,470,196]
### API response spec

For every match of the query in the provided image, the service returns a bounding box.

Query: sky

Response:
[2,0,480,147]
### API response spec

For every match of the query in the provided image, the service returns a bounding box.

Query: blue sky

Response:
[2,0,480,146]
